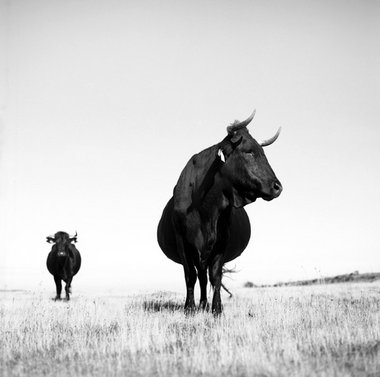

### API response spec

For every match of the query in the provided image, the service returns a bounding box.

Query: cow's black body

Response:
[157,111,282,314]
[46,231,81,300]
[158,196,251,265]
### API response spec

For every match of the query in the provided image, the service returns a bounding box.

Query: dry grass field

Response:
[1,283,380,377]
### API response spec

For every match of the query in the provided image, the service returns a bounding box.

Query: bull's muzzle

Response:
[272,180,282,198]
[261,179,282,201]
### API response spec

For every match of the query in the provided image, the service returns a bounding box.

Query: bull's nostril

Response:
[273,181,282,193]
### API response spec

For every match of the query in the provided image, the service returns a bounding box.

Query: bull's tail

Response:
[221,282,233,298]
[221,265,238,298]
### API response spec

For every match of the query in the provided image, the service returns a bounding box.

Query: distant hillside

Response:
[244,271,380,288]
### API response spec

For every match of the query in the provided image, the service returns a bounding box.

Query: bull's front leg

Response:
[178,235,197,312]
[175,236,197,312]
[209,253,224,315]
[54,276,62,301]
[65,276,73,301]
[173,212,197,313]
[198,266,208,310]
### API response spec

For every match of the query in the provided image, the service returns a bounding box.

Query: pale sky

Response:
[1,0,379,294]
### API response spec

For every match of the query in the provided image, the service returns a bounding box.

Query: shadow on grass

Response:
[143,300,184,312]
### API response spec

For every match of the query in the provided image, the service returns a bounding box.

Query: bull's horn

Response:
[69,231,78,242]
[227,109,256,134]
[260,127,281,147]
[46,235,55,243]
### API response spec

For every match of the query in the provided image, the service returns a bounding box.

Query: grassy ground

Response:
[1,283,380,377]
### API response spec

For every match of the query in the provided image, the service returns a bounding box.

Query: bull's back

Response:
[157,197,251,264]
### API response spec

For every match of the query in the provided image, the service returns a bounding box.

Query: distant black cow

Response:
[46,231,81,300]
[157,110,282,314]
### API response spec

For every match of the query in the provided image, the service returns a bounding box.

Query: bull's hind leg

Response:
[54,276,62,300]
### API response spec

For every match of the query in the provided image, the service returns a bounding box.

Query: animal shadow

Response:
[51,298,67,302]
[143,300,184,312]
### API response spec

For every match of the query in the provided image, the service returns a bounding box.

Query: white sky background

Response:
[0,0,379,294]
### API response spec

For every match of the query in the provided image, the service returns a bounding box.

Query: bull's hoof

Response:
[65,295,70,301]
[184,302,196,315]
[212,309,222,317]
[212,303,223,316]
[199,300,209,312]
[54,296,61,301]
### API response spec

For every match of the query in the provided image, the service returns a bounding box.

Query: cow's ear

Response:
[218,140,233,160]
[69,231,78,243]
[230,133,243,148]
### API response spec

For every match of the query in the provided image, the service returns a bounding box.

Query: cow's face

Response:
[219,112,282,206]
[46,231,77,257]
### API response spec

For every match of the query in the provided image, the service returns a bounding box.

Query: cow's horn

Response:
[260,127,281,147]
[227,109,256,134]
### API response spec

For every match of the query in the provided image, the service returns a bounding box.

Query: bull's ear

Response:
[69,236,77,243]
[69,231,78,243]
[218,139,233,160]
[230,134,243,149]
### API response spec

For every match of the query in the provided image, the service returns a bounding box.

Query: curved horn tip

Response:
[226,109,256,134]
[260,126,282,147]
[242,109,256,125]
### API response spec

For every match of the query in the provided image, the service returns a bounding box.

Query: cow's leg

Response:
[198,266,208,310]
[173,211,198,312]
[54,276,62,300]
[183,251,197,312]
[193,255,208,310]
[65,277,72,300]
[185,267,197,312]
[174,233,197,312]
[209,253,224,315]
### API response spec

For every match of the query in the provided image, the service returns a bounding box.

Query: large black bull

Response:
[157,110,282,314]
[46,231,81,300]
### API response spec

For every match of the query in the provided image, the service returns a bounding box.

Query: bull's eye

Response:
[246,151,255,158]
